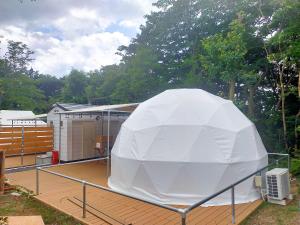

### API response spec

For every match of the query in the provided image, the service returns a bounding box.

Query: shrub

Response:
[290,158,300,176]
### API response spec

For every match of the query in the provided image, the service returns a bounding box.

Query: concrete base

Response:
[268,194,293,205]
[36,154,51,165]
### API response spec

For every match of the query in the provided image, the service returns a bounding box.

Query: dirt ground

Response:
[241,177,300,225]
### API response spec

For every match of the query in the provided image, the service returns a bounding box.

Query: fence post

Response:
[36,167,39,195]
[11,121,14,158]
[21,126,24,165]
[231,186,235,224]
[82,181,86,218]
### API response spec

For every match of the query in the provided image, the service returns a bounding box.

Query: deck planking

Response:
[5,154,37,168]
[6,160,262,225]
[8,216,45,225]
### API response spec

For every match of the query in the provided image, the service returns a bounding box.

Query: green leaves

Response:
[199,16,258,100]
[0,0,299,157]
[4,40,34,74]
[0,74,47,113]
[61,69,88,104]
[111,46,164,103]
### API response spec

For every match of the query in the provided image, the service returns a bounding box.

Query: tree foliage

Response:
[0,0,299,157]
[4,40,34,75]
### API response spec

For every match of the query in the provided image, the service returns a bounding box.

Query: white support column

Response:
[59,113,62,164]
[106,111,111,178]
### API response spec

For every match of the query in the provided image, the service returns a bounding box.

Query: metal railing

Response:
[35,153,289,225]
[5,156,108,173]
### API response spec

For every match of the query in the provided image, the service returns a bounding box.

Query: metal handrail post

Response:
[82,181,86,218]
[268,153,289,171]
[181,213,186,225]
[106,110,111,178]
[36,167,39,195]
[287,154,290,174]
[231,186,235,224]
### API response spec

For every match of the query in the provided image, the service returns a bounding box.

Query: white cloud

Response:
[0,26,130,76]
[0,0,156,77]
[70,8,98,20]
[119,19,143,30]
[32,32,130,76]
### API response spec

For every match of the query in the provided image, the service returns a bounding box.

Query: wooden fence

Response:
[0,126,53,156]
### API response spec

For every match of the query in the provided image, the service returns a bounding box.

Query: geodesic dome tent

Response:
[108,89,268,206]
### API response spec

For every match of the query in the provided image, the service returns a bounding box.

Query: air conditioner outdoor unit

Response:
[266,168,290,201]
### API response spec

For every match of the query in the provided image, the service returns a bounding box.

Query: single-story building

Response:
[47,103,138,162]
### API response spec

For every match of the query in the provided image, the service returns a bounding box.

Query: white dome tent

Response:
[108,89,268,206]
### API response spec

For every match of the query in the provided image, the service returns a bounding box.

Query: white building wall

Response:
[60,118,69,161]
[66,120,73,161]
[47,106,65,151]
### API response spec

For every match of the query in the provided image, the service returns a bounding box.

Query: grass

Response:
[241,176,300,225]
[0,188,83,225]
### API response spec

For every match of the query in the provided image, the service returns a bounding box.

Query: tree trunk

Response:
[279,65,288,150]
[298,70,300,97]
[296,70,300,156]
[228,80,235,101]
[295,111,300,157]
[248,85,255,119]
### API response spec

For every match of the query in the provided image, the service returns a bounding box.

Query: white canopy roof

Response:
[10,113,47,120]
[58,103,139,114]
[0,110,46,125]
[108,89,268,206]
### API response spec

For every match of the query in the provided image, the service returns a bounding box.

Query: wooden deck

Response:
[6,161,262,225]
[5,155,37,168]
[8,216,45,225]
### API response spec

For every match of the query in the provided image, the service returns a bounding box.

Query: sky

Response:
[0,0,156,77]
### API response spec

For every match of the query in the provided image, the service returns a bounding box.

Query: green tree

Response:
[265,0,300,154]
[35,74,64,102]
[0,40,47,113]
[1,74,47,113]
[61,69,88,104]
[118,0,240,87]
[112,46,163,103]
[87,65,122,104]
[199,16,257,101]
[4,40,34,75]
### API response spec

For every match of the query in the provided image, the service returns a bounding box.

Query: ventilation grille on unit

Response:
[266,168,289,200]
